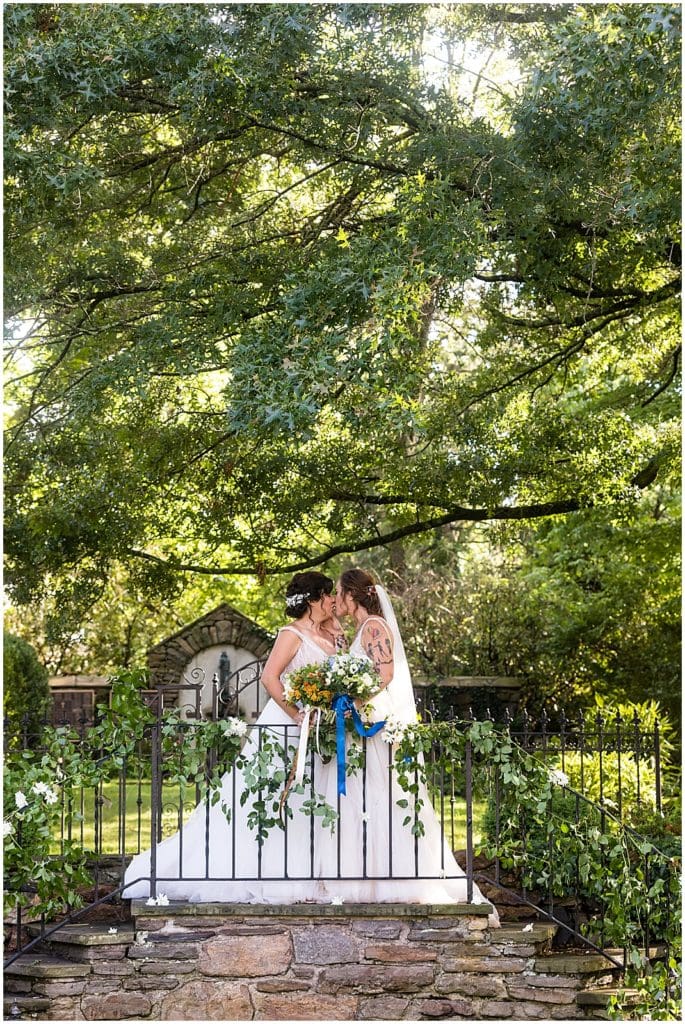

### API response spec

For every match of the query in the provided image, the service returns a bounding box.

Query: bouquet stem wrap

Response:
[332,694,385,796]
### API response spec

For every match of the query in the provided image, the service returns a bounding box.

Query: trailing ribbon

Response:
[280,708,318,823]
[332,694,385,796]
[294,708,313,787]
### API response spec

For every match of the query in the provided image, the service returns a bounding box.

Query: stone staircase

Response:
[3,905,647,1021]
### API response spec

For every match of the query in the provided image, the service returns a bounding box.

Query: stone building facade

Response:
[146,604,274,720]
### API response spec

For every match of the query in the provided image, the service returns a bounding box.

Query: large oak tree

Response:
[4,3,681,617]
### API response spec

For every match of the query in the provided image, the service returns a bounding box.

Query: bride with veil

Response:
[123,568,496,918]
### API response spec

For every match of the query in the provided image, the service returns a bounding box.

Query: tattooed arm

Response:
[360,618,394,691]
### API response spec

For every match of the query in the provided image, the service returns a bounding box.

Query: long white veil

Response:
[376,585,418,725]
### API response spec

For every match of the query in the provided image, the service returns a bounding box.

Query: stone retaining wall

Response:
[14,902,614,1020]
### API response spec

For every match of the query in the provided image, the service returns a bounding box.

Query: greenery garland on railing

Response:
[2,671,361,919]
[390,716,681,1021]
[4,676,680,1018]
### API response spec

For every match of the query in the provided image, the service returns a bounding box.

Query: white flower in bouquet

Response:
[324,653,379,702]
[14,791,28,810]
[3,820,14,838]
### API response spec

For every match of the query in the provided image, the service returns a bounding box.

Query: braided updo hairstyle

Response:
[284,571,334,619]
[338,568,383,618]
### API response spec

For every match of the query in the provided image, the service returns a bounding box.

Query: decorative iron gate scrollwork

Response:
[212,659,267,721]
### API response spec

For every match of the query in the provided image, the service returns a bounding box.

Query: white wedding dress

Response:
[123,610,496,916]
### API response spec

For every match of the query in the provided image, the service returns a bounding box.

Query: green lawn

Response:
[51,781,198,856]
[435,797,487,850]
[52,782,486,856]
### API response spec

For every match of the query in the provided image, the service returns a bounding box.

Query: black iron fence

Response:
[4,673,679,976]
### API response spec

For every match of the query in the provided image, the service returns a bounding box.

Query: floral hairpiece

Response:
[285,593,309,608]
[366,585,376,595]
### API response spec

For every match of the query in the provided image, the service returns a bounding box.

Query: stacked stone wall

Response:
[5,904,615,1020]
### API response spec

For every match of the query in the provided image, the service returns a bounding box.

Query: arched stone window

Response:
[147,604,273,720]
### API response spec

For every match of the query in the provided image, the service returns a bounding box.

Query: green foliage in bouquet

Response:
[284,654,380,710]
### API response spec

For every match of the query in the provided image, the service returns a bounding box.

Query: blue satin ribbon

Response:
[332,694,385,796]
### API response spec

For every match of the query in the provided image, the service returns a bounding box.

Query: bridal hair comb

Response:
[285,593,309,608]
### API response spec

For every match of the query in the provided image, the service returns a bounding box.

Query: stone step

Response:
[535,952,623,974]
[536,943,666,976]
[493,922,558,945]
[3,994,51,1018]
[27,923,135,947]
[577,987,641,1019]
[577,987,640,1007]
[130,898,495,918]
[3,955,91,981]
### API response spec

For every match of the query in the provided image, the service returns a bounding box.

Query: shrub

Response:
[559,750,656,818]
[3,632,51,748]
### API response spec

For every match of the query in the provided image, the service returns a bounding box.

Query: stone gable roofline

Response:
[147,603,273,658]
[146,604,276,688]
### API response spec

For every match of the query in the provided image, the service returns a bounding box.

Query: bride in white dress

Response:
[123,569,496,917]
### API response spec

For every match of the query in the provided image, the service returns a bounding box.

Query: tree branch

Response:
[642,345,681,407]
[125,446,665,579]
[126,499,586,577]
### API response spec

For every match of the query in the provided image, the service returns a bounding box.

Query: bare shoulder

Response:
[271,627,303,657]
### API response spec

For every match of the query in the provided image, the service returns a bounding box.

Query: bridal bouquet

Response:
[283,654,379,711]
[285,654,384,796]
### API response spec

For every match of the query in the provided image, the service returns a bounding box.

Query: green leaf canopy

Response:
[4,3,681,605]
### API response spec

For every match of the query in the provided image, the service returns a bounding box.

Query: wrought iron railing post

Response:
[21,711,30,750]
[119,755,126,871]
[386,737,393,879]
[521,706,529,752]
[654,719,662,813]
[632,708,642,806]
[149,712,161,899]
[596,711,607,949]
[92,703,104,901]
[540,706,548,755]
[464,711,473,904]
[596,711,605,811]
[559,707,567,772]
[615,710,623,820]
[211,672,219,721]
